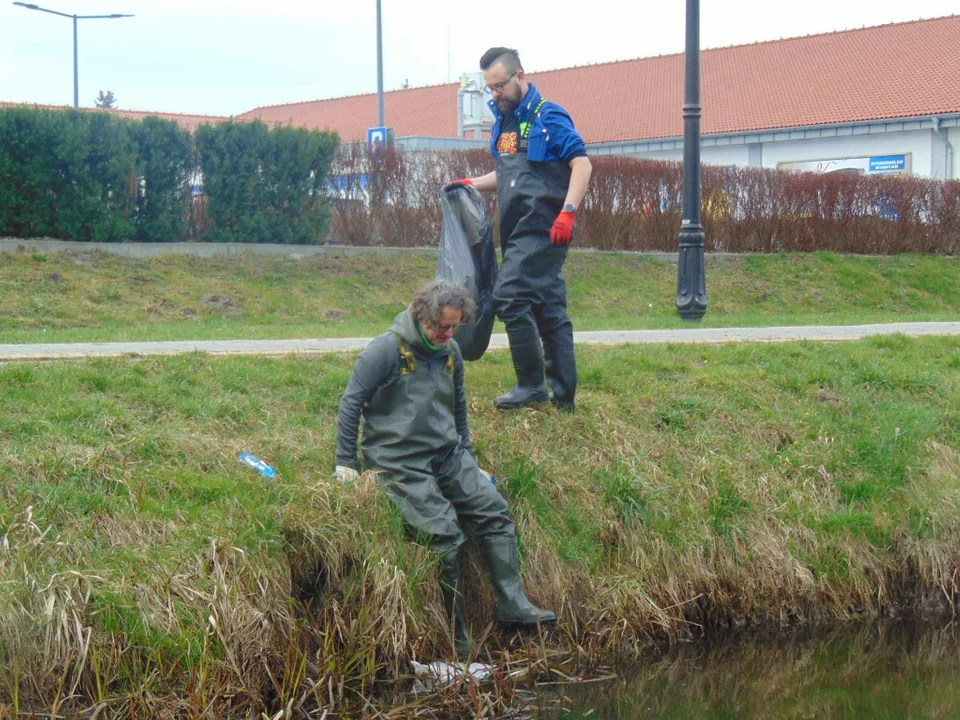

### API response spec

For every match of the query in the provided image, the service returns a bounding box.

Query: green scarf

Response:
[416,321,441,352]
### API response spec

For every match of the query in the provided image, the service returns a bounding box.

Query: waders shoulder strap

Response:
[519,99,548,140]
[394,333,417,375]
[393,333,455,374]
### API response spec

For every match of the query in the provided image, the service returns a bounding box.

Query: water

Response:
[551,620,960,719]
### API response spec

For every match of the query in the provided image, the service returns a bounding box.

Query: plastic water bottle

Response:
[238,451,276,480]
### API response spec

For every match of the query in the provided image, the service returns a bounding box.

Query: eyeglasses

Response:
[483,71,518,95]
[433,323,463,334]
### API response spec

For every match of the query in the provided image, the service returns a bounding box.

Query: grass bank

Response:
[1,249,958,344]
[1,335,959,716]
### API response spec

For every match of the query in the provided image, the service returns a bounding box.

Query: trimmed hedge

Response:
[3,105,956,253]
[194,120,338,245]
[0,107,339,243]
[131,115,194,243]
[0,107,135,242]
[326,146,960,254]
[582,161,960,254]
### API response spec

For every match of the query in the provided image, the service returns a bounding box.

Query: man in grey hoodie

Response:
[335,280,555,656]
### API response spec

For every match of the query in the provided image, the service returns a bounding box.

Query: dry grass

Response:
[1,337,959,716]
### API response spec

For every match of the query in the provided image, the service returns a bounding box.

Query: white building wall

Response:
[952,127,959,180]
[760,129,932,176]
[931,129,948,180]
[394,121,959,179]
[595,128,958,179]
[933,126,958,180]
[633,145,751,167]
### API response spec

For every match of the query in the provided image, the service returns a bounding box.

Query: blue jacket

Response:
[488,83,586,164]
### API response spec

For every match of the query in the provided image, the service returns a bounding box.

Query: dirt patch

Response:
[129,275,151,286]
[202,294,242,315]
[59,248,112,268]
[816,388,843,404]
[47,273,65,284]
[302,256,354,277]
[64,253,94,269]
[145,299,177,317]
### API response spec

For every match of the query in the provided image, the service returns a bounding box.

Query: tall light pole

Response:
[676,0,707,321]
[375,0,385,128]
[13,2,134,109]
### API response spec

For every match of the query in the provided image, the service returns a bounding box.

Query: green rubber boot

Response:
[438,549,477,657]
[494,326,549,410]
[483,536,557,626]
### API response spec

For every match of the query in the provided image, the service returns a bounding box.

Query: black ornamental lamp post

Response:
[676,0,708,321]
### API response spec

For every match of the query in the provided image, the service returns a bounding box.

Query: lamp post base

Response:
[676,228,707,322]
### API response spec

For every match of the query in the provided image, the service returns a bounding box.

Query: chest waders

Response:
[492,101,578,412]
[361,333,556,655]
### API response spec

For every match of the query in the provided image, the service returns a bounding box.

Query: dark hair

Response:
[410,280,475,326]
[479,47,522,74]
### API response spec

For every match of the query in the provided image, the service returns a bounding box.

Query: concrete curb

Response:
[2,323,958,361]
[0,238,684,261]
[0,238,439,259]
[5,239,956,262]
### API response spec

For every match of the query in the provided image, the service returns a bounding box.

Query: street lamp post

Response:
[375,0,385,128]
[676,0,707,321]
[12,2,134,109]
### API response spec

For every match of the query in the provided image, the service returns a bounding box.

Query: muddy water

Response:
[549,620,960,719]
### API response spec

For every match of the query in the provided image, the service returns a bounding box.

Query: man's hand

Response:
[550,210,576,245]
[444,178,474,191]
[334,465,361,484]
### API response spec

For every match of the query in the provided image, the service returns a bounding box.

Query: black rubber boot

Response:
[483,536,557,626]
[494,326,549,410]
[438,549,476,657]
[542,326,577,412]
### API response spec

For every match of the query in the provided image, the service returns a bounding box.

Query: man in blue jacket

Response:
[447,47,592,412]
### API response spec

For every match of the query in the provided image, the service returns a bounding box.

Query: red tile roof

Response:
[95,108,229,133]
[240,14,960,144]
[0,102,228,133]
[239,84,461,142]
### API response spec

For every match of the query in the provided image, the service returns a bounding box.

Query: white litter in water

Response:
[410,660,494,687]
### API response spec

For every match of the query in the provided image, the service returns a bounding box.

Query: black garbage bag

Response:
[436,185,498,361]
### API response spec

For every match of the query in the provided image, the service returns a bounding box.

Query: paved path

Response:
[1,322,958,361]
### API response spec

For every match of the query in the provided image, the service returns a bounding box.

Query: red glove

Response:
[445,178,474,190]
[550,210,576,245]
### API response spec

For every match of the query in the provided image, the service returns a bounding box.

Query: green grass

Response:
[2,336,959,714]
[0,249,958,344]
[2,245,959,714]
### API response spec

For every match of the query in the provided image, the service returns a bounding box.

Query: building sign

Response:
[779,153,910,176]
[868,155,907,174]
[367,127,394,152]
[368,127,385,147]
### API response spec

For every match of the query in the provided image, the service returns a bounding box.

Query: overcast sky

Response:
[1,1,955,117]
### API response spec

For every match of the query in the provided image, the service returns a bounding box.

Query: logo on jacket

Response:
[497,131,518,156]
